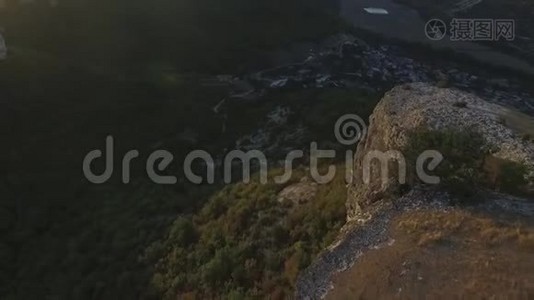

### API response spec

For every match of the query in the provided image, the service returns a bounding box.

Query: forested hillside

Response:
[0,0,341,72]
[0,0,361,298]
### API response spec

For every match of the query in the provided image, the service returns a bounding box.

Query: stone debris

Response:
[227,34,534,115]
[296,187,534,299]
[295,186,450,299]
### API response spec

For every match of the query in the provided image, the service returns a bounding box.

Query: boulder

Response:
[277,177,318,205]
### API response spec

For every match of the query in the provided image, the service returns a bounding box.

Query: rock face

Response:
[346,83,534,220]
[297,83,534,299]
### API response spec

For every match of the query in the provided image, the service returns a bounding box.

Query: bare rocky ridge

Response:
[347,82,534,219]
[296,83,534,299]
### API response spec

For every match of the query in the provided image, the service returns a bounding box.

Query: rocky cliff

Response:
[347,82,534,219]
[297,83,534,299]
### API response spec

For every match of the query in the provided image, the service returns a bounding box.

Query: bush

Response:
[168,218,198,247]
[500,162,529,194]
[522,133,533,142]
[405,127,533,201]
[145,165,347,298]
[404,127,489,202]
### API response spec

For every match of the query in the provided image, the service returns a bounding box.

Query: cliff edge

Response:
[297,83,534,299]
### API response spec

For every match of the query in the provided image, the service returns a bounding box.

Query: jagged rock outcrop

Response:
[297,83,534,299]
[346,82,534,220]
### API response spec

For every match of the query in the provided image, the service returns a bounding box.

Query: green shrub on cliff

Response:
[405,127,531,201]
[405,127,488,200]
[144,166,347,299]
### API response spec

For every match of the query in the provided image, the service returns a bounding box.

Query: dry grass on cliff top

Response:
[398,210,534,250]
[328,209,534,299]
